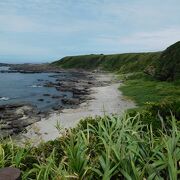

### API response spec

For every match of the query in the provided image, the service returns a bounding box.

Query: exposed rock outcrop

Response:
[0,104,41,138]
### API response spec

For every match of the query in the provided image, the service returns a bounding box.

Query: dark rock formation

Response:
[144,65,156,77]
[0,104,41,138]
[0,66,111,138]
[62,98,80,105]
[9,63,63,73]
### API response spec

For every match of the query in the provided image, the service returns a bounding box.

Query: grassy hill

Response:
[154,41,180,81]
[52,52,161,73]
[52,41,180,81]
[52,41,180,117]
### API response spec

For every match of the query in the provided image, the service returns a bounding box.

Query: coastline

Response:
[19,73,135,143]
[0,68,96,138]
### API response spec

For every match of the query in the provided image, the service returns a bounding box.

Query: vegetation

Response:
[53,41,180,82]
[119,72,180,128]
[1,42,180,179]
[0,112,180,179]
[154,41,180,81]
[119,72,180,106]
[52,52,161,73]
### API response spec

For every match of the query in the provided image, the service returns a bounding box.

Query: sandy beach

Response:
[20,73,135,143]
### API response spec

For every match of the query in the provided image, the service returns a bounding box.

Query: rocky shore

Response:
[0,64,111,138]
[44,72,109,108]
[0,104,41,138]
[20,74,135,143]
[0,63,63,73]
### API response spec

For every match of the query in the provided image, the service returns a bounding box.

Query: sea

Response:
[0,66,72,111]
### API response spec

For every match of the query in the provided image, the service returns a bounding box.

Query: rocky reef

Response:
[0,104,41,138]
[0,66,110,138]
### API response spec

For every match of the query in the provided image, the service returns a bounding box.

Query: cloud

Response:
[0,38,51,56]
[95,27,180,52]
[0,14,40,33]
[120,27,180,50]
[0,14,80,33]
[0,0,180,62]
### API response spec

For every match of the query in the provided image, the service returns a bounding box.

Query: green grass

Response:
[52,52,161,73]
[119,73,180,107]
[52,41,180,82]
[1,113,180,179]
[154,41,180,81]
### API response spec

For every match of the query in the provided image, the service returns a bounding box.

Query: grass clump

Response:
[119,72,180,106]
[0,113,180,179]
[119,72,180,130]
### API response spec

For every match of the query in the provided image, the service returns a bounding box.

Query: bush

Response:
[0,112,180,179]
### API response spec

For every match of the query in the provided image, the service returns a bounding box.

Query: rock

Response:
[51,95,63,99]
[0,130,14,138]
[44,82,57,87]
[15,105,36,115]
[52,105,63,111]
[43,93,51,96]
[0,70,99,139]
[62,98,80,105]
[0,104,41,138]
[38,99,44,101]
[9,63,62,73]
[144,65,156,76]
[0,124,12,130]
[0,167,21,180]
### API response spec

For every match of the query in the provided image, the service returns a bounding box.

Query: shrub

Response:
[0,113,179,179]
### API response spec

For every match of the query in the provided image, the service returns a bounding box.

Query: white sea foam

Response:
[31,85,43,88]
[0,97,10,101]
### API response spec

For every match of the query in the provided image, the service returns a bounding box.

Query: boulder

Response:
[62,98,80,105]
[0,104,41,138]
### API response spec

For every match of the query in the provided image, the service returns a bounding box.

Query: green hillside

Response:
[52,41,180,81]
[52,52,161,73]
[52,42,180,116]
[154,41,180,81]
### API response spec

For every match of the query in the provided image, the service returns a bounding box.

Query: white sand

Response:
[20,74,135,143]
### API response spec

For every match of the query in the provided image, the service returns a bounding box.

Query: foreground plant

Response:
[0,113,179,179]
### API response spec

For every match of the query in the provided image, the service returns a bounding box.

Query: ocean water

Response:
[0,67,72,111]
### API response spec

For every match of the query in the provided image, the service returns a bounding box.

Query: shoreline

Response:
[0,64,136,141]
[0,69,96,138]
[18,73,135,143]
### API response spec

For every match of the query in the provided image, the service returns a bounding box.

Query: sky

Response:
[0,0,180,63]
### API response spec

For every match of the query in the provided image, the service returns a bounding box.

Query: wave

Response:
[31,85,43,88]
[0,97,10,101]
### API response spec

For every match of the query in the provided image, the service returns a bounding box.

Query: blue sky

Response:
[0,0,180,63]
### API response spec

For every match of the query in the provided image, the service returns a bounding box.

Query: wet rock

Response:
[52,105,63,111]
[38,99,44,101]
[44,82,57,87]
[62,98,80,105]
[0,104,41,138]
[51,95,63,99]
[43,93,51,96]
